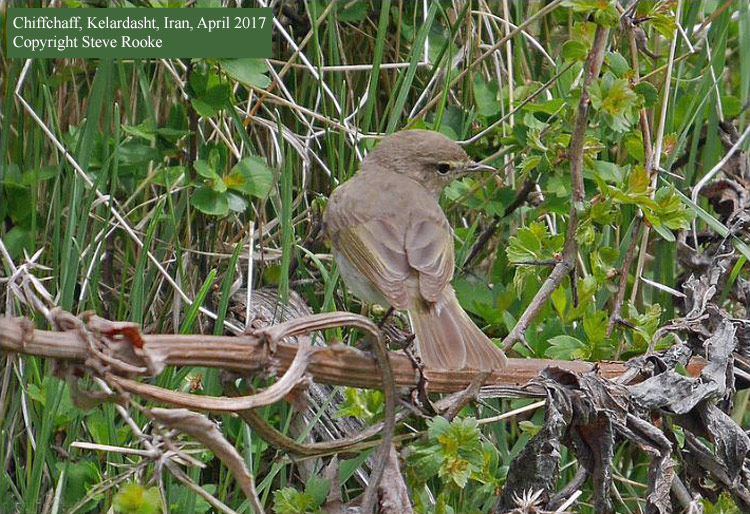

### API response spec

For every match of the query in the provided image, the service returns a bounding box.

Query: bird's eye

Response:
[437,162,451,175]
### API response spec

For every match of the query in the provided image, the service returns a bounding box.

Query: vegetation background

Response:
[1,0,749,513]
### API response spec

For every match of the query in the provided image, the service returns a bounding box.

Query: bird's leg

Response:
[377,306,395,328]
[357,306,416,353]
[376,308,415,352]
[352,303,397,360]
[378,307,414,350]
[404,345,437,415]
[353,303,378,351]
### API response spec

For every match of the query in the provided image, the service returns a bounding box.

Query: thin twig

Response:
[608,219,642,342]
[462,178,535,268]
[406,0,564,125]
[607,5,656,339]
[248,1,338,116]
[443,372,490,421]
[502,26,610,350]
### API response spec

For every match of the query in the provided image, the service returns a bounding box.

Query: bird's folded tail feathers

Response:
[409,288,507,371]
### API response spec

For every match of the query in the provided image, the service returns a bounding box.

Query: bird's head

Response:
[363,130,495,197]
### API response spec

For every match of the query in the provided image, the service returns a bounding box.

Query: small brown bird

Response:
[324,130,508,371]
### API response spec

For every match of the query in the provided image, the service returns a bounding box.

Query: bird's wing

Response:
[324,170,454,308]
[332,218,412,309]
[405,211,454,304]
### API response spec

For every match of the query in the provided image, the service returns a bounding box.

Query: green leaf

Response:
[336,0,369,22]
[304,477,330,506]
[624,302,662,347]
[575,218,596,246]
[589,199,616,225]
[627,165,649,194]
[624,132,645,162]
[335,388,384,422]
[21,165,58,185]
[606,51,630,77]
[194,159,219,180]
[591,246,619,282]
[153,126,191,139]
[545,335,588,360]
[506,225,541,262]
[562,40,589,61]
[648,12,677,39]
[427,416,451,439]
[221,58,271,89]
[190,98,216,118]
[424,416,484,488]
[506,222,562,263]
[122,118,157,142]
[153,166,187,187]
[3,226,33,259]
[635,82,659,107]
[225,156,274,197]
[113,483,161,514]
[272,487,320,514]
[118,143,161,166]
[721,95,742,118]
[190,186,229,216]
[571,20,597,46]
[227,191,248,212]
[592,160,625,185]
[60,460,101,513]
[650,221,676,242]
[523,98,565,114]
[26,383,45,405]
[472,75,501,116]
[519,420,542,437]
[583,310,608,344]
[649,186,693,231]
[518,154,541,174]
[190,75,231,118]
[189,67,210,95]
[202,83,231,109]
[507,222,563,293]
[551,286,568,319]
[122,118,190,143]
[589,73,639,132]
[562,0,619,27]
[212,177,227,193]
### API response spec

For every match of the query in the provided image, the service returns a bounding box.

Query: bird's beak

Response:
[463,161,496,173]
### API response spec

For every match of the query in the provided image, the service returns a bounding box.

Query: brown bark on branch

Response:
[0,316,632,395]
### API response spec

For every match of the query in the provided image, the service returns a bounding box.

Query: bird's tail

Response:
[408,287,507,371]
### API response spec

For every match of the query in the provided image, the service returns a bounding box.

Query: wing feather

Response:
[405,214,454,303]
[333,220,412,309]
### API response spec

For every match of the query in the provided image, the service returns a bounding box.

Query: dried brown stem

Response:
[443,371,490,421]
[0,316,631,395]
[228,385,397,457]
[246,1,337,117]
[357,320,397,514]
[151,408,266,514]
